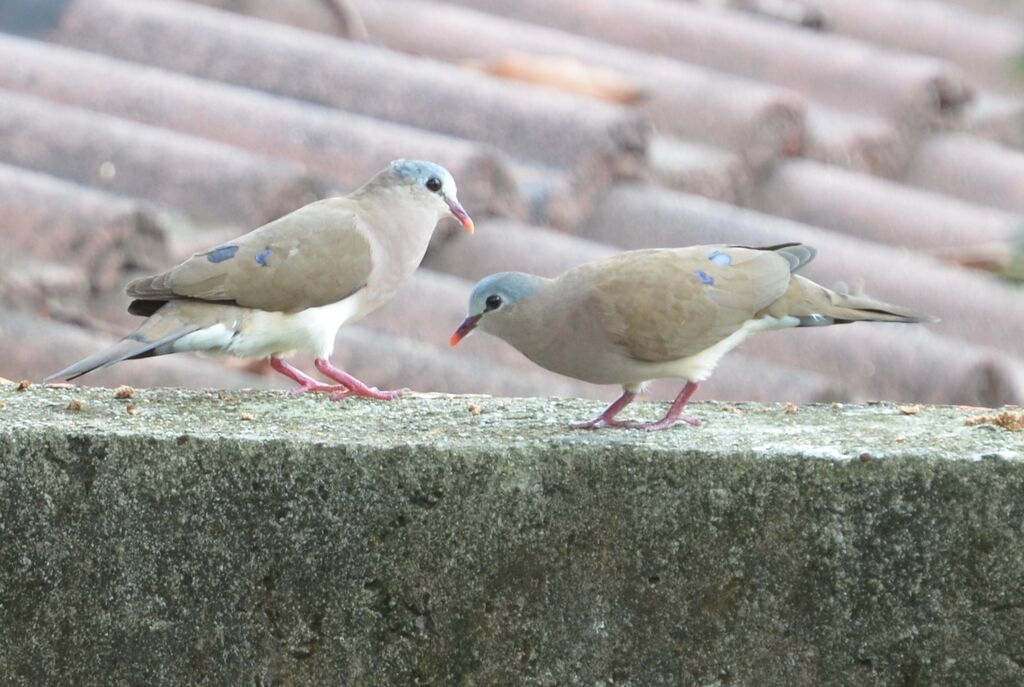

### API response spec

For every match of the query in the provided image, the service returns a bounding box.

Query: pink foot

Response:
[618,382,702,431]
[570,390,636,430]
[270,356,354,399]
[571,383,702,432]
[360,387,405,400]
[570,416,631,430]
[288,382,352,396]
[315,358,405,401]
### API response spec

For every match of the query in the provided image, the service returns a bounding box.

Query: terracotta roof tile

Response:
[0,90,323,228]
[62,278,157,334]
[0,163,168,292]
[628,356,844,404]
[185,0,806,170]
[186,0,367,39]
[348,0,805,171]
[424,219,616,282]
[674,353,844,403]
[717,0,828,29]
[799,0,1024,91]
[740,323,1024,406]
[942,0,1024,22]
[507,164,584,228]
[0,34,523,220]
[750,159,1021,250]
[904,133,1024,213]
[647,137,752,203]
[802,107,908,175]
[42,0,650,179]
[0,258,91,311]
[962,93,1024,149]
[445,0,973,121]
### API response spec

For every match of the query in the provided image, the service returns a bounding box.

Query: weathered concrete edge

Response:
[1,387,1022,686]
[0,385,1020,461]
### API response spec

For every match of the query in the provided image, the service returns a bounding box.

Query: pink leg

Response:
[571,390,637,429]
[620,382,702,432]
[270,356,353,398]
[314,358,405,401]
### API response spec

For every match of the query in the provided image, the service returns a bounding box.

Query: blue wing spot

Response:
[709,250,732,266]
[207,245,239,263]
[694,270,715,285]
[255,247,271,266]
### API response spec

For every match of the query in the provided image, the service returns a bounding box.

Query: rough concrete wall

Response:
[0,384,1022,686]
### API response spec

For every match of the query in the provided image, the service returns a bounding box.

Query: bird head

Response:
[387,159,474,234]
[450,272,541,346]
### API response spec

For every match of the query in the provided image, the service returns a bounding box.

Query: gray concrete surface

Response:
[0,383,1022,686]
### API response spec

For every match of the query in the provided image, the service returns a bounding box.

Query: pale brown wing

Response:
[127,198,373,313]
[572,246,794,363]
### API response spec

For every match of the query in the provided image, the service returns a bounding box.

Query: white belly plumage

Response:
[616,315,800,389]
[170,295,365,360]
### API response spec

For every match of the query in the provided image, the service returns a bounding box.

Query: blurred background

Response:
[0,0,1022,405]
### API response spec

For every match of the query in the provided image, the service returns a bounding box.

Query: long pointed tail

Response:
[47,326,199,382]
[768,275,936,326]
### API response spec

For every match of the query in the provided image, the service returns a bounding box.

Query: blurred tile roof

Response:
[1,0,1022,405]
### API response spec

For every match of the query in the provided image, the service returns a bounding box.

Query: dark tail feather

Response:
[730,242,818,273]
[770,275,937,327]
[816,291,938,325]
[772,244,817,273]
[46,328,198,382]
[794,283,936,327]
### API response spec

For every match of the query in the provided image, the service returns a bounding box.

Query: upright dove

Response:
[50,160,474,399]
[451,244,932,430]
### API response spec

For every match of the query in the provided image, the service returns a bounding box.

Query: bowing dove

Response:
[49,159,474,399]
[451,244,932,430]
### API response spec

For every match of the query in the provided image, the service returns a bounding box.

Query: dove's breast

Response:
[223,292,368,359]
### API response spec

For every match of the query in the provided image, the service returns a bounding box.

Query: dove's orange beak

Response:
[445,196,474,234]
[449,314,481,347]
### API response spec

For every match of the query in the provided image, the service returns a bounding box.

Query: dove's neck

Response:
[356,185,445,306]
[480,280,564,363]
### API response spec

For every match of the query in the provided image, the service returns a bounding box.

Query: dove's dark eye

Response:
[485,294,503,311]
[425,176,443,193]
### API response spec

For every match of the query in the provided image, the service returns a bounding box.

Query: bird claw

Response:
[335,386,405,401]
[285,382,402,401]
[621,415,702,432]
[571,415,701,431]
[362,388,404,401]
[328,389,356,401]
[290,383,351,396]
[310,358,406,401]
[326,387,403,401]
[570,417,627,430]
